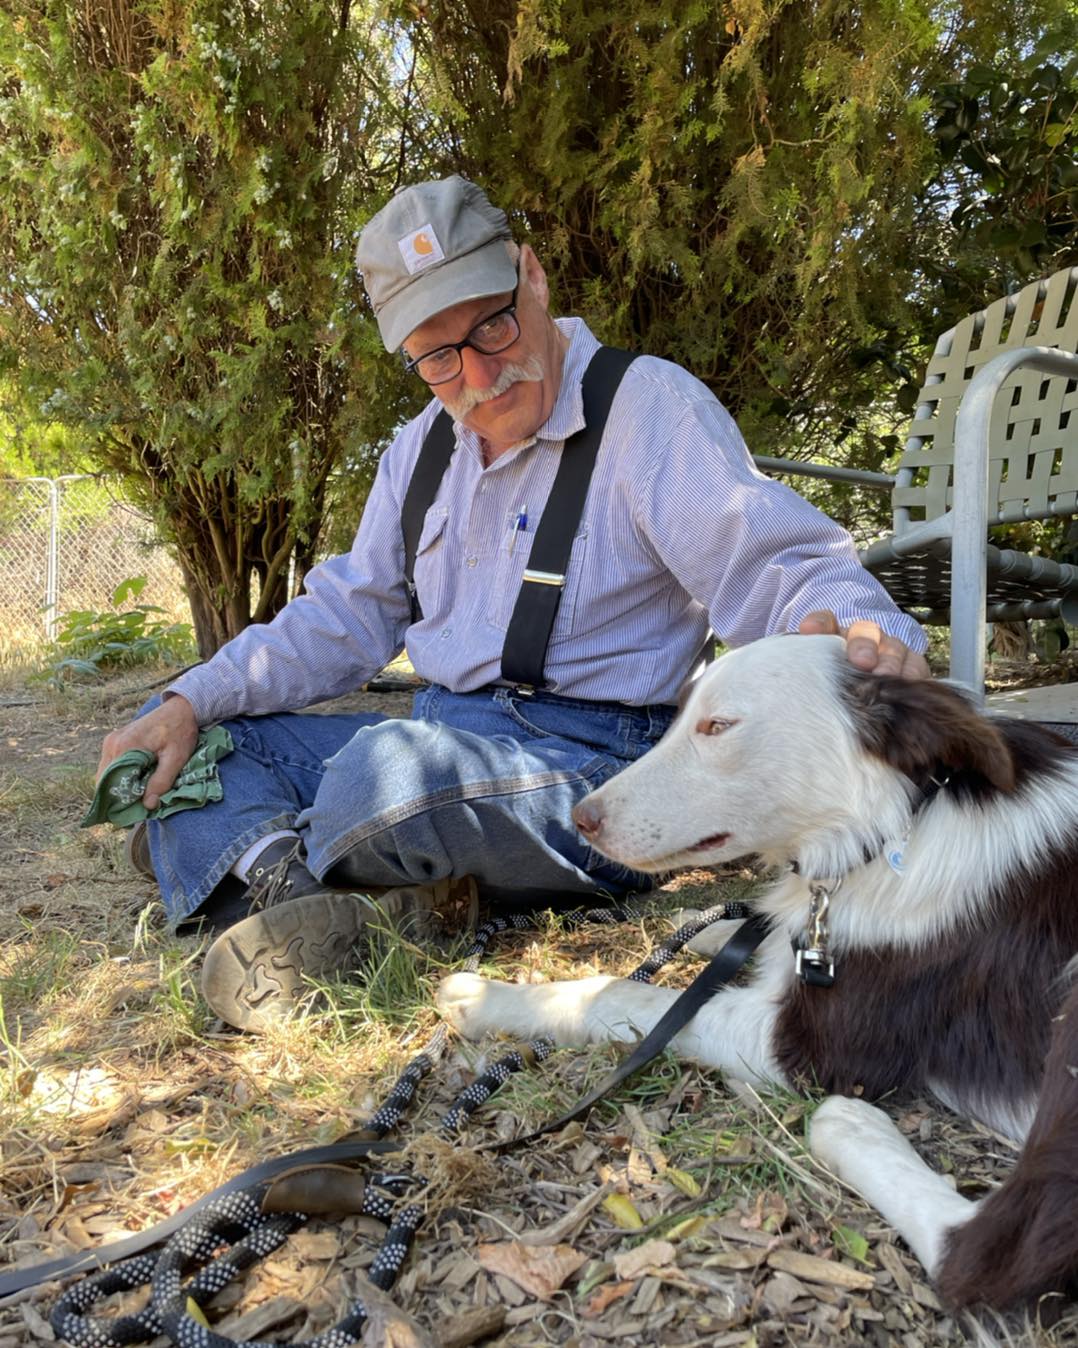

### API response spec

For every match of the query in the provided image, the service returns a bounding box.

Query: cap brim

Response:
[378,241,518,352]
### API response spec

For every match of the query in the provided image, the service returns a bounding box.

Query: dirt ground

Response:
[1,665,1076,1348]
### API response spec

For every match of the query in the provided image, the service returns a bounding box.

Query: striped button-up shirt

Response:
[170,317,924,723]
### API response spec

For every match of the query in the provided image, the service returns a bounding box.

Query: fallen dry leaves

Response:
[476,1240,588,1300]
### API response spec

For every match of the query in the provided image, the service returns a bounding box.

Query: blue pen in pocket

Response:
[508,505,528,556]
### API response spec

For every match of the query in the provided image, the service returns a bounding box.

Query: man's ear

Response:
[519,244,550,312]
[846,674,1016,792]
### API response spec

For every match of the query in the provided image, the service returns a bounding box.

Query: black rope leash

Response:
[36,900,753,1348]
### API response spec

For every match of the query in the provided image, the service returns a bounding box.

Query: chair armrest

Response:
[752,456,894,489]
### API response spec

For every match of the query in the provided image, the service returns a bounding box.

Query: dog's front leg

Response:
[438,933,789,1086]
[437,971,622,1047]
[809,1096,977,1278]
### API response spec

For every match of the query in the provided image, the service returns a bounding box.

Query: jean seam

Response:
[227,722,340,778]
[320,757,616,871]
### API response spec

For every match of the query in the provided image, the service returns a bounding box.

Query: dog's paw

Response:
[436,972,499,1040]
[808,1095,900,1172]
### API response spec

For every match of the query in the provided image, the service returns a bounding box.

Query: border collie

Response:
[438,634,1078,1309]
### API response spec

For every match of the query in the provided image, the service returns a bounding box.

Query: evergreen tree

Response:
[406,0,1072,506]
[0,0,419,654]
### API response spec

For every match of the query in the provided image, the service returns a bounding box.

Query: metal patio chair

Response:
[754,266,1078,697]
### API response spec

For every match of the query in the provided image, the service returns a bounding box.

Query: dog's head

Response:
[574,634,1016,876]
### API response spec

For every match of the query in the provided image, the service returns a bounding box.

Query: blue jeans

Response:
[144,685,676,928]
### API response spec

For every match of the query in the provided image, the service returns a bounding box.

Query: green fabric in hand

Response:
[81,726,234,828]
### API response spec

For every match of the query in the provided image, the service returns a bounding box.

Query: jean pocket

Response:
[497,691,626,751]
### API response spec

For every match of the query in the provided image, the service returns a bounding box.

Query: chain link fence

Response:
[0,475,190,657]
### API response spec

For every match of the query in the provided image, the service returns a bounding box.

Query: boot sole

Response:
[200,893,376,1033]
[124,820,154,879]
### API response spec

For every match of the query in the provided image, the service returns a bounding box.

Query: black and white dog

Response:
[438,635,1078,1309]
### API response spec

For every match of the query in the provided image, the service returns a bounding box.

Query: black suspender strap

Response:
[400,408,455,622]
[400,347,635,674]
[500,345,636,688]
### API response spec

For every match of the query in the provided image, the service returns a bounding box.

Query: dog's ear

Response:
[845,675,1016,792]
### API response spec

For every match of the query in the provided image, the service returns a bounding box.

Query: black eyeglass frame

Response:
[401,283,521,386]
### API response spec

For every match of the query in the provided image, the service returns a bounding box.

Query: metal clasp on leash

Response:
[794,878,838,988]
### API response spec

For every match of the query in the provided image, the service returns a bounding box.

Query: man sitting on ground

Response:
[98,175,928,1033]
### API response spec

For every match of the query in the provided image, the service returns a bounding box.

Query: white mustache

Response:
[445,355,544,419]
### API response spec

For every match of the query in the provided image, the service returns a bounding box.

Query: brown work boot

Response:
[200,840,476,1033]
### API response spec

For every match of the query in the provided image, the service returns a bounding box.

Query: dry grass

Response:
[1,672,1077,1347]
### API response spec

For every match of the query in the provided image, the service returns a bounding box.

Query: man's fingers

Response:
[143,752,185,810]
[798,610,929,680]
[901,648,932,681]
[97,697,200,805]
[798,610,841,636]
[843,619,884,671]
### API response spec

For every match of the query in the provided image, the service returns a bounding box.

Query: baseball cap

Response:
[356,176,517,352]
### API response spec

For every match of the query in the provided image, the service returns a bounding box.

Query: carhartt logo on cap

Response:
[398,224,445,275]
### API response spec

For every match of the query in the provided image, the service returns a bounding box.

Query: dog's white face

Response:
[576,634,904,873]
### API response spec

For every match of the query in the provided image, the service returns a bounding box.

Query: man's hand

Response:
[798,610,930,680]
[97,695,201,810]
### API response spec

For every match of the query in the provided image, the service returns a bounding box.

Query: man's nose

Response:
[458,344,502,389]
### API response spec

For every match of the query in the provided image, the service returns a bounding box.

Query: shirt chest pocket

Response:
[486,524,589,638]
[412,505,450,620]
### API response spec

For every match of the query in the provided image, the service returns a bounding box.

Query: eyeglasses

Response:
[402,285,520,386]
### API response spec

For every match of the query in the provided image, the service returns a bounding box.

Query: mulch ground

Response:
[0,662,1076,1348]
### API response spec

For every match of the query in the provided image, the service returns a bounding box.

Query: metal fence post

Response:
[45,477,59,639]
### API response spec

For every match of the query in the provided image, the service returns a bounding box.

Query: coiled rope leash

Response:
[0,902,761,1348]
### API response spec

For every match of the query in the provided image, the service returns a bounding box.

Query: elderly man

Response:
[98,175,928,1032]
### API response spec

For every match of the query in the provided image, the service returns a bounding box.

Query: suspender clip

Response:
[521,569,566,588]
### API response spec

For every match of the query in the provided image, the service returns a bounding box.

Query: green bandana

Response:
[82,726,235,828]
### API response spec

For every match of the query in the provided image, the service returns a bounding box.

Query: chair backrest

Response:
[892,266,1078,531]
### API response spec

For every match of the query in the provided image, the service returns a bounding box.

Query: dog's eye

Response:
[696,718,734,737]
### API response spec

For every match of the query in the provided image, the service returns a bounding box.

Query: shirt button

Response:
[441,627,452,639]
[466,556,478,568]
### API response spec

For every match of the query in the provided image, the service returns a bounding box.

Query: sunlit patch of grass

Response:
[0,924,83,1013]
[313,917,451,1037]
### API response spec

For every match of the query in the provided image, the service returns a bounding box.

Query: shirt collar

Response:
[448,316,601,457]
[534,316,601,443]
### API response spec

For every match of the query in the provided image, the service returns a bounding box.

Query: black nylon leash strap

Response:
[501,345,635,688]
[490,911,771,1151]
[0,1137,404,1301]
[1,911,768,1300]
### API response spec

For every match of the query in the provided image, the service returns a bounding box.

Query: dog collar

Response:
[789,765,953,989]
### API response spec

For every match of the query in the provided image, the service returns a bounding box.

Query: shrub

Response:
[41,576,195,682]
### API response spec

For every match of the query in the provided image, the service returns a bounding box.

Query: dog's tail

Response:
[937,977,1078,1308]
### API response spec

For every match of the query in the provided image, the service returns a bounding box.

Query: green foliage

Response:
[832,1223,872,1266]
[0,383,95,478]
[0,0,420,655]
[404,0,1068,491]
[931,27,1078,281]
[40,575,195,682]
[1,0,1074,652]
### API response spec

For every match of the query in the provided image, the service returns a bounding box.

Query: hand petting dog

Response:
[798,609,931,680]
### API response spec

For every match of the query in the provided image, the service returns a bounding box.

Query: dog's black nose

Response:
[572,800,603,840]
